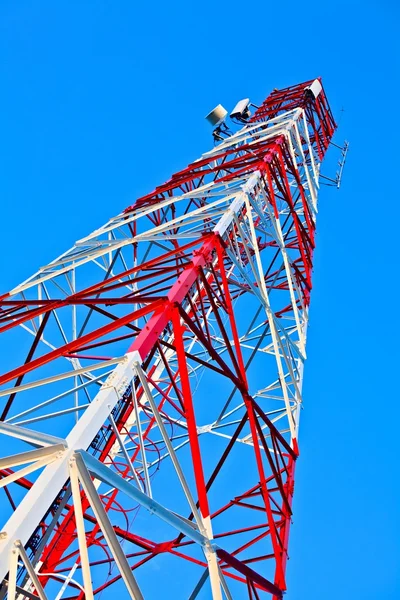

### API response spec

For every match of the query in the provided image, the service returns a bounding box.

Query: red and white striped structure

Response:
[0,78,336,599]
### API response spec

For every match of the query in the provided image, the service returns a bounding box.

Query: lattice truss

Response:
[0,79,336,599]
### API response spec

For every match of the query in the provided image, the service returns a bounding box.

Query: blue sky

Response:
[0,0,399,598]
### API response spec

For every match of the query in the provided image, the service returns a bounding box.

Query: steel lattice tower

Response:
[0,78,336,599]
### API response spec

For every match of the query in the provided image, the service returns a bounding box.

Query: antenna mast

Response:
[0,78,337,599]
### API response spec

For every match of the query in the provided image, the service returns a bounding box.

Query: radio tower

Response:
[0,78,336,599]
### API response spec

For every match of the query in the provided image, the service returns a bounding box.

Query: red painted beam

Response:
[129,234,217,360]
[216,548,283,598]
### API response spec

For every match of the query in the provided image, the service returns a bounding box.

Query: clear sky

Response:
[0,1,399,598]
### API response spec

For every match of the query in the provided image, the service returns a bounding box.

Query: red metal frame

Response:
[0,78,336,598]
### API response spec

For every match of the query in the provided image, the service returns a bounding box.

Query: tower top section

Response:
[124,77,336,213]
